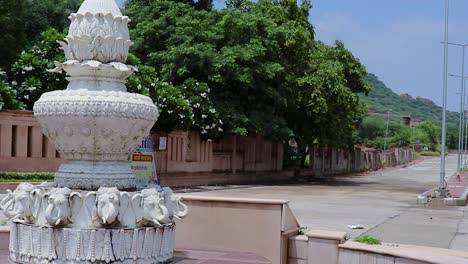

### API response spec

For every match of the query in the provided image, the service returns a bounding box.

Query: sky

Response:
[308,0,468,112]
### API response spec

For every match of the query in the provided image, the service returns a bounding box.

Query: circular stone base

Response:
[9,222,175,264]
[55,161,136,190]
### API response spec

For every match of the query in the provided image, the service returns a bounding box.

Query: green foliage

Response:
[0,71,23,110]
[0,172,54,182]
[354,235,381,245]
[2,0,370,155]
[125,0,369,158]
[0,0,81,69]
[127,55,224,138]
[417,121,440,151]
[8,28,67,110]
[356,115,448,151]
[363,73,459,125]
[419,150,440,156]
[126,0,292,139]
[0,0,27,69]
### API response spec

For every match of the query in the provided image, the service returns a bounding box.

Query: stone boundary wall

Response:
[0,110,62,172]
[0,110,414,187]
[297,146,414,179]
[0,110,283,175]
[288,230,468,264]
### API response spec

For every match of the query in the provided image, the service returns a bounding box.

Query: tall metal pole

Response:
[465,79,468,167]
[412,124,416,156]
[440,0,449,192]
[384,110,391,152]
[457,46,465,173]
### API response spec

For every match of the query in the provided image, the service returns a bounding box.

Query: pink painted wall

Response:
[0,110,284,176]
[152,131,283,174]
[0,110,62,172]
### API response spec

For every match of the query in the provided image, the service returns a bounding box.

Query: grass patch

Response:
[0,172,54,182]
[298,226,308,235]
[419,150,440,157]
[354,235,381,245]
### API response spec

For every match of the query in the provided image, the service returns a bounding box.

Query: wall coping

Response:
[289,235,308,242]
[0,110,33,115]
[179,195,289,205]
[306,229,348,242]
[340,241,468,264]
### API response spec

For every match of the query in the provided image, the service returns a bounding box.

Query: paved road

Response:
[185,155,468,251]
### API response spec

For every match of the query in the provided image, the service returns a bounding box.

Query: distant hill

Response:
[361,73,459,125]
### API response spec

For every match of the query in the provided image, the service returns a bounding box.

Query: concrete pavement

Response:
[184,155,468,250]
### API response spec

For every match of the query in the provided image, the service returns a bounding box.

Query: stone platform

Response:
[0,246,270,264]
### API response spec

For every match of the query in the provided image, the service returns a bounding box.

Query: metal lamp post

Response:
[465,89,468,167]
[383,109,392,153]
[449,73,468,174]
[439,0,449,194]
[444,41,468,174]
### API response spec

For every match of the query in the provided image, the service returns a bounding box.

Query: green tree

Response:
[417,121,440,151]
[0,0,27,69]
[125,0,290,138]
[8,28,68,110]
[0,71,23,110]
[356,116,386,143]
[126,0,371,164]
[286,41,370,166]
[0,0,81,69]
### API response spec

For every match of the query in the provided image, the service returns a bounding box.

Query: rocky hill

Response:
[361,73,459,125]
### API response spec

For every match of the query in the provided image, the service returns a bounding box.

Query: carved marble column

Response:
[1,0,188,263]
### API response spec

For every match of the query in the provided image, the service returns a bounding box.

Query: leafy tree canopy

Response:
[0,0,81,69]
[125,0,369,150]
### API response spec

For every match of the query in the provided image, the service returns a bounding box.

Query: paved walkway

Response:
[0,246,270,264]
[185,155,468,251]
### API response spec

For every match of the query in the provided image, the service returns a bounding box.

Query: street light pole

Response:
[440,0,449,193]
[449,74,468,173]
[383,109,392,152]
[445,43,468,173]
[459,52,464,173]
[463,79,468,170]
[461,69,466,172]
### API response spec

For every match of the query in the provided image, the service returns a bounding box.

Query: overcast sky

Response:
[309,0,468,112]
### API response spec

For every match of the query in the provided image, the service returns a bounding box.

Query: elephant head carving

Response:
[96,187,120,226]
[163,187,188,220]
[0,183,37,222]
[133,188,170,226]
[44,188,72,226]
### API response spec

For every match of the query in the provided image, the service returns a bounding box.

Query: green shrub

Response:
[0,172,53,182]
[354,235,381,245]
[419,150,442,156]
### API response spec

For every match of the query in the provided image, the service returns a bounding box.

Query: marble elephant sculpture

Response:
[43,187,73,226]
[70,187,173,228]
[0,183,39,222]
[69,187,126,227]
[163,187,188,220]
[132,188,171,227]
[1,185,187,228]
